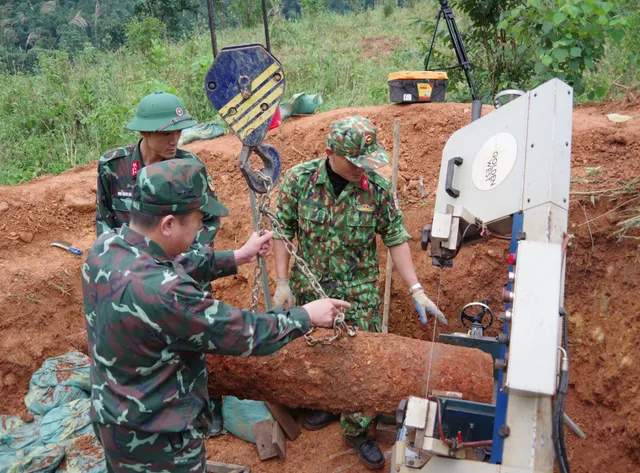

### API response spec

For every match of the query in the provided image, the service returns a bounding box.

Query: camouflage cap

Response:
[133,158,228,217]
[326,116,389,170]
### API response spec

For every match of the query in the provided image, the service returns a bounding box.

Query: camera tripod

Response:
[424,0,483,121]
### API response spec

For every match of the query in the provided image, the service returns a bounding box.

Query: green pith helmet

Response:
[127,91,198,132]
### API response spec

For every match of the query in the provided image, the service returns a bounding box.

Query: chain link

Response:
[249,171,356,346]
[249,190,268,312]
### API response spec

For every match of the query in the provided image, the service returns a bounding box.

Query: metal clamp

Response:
[238,143,282,194]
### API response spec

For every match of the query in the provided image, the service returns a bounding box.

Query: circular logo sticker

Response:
[176,107,183,117]
[365,134,373,145]
[472,132,518,191]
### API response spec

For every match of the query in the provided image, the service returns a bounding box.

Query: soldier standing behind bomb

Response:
[273,115,446,470]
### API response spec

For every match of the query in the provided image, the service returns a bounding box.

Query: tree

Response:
[133,0,199,38]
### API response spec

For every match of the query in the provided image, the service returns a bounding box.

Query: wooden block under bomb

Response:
[252,420,286,461]
[373,421,399,444]
[265,402,301,441]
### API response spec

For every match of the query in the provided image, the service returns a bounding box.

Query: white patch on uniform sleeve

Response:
[161,270,178,286]
[82,263,91,283]
[188,332,204,346]
[85,311,96,327]
[105,368,118,384]
[116,409,128,424]
[112,302,161,332]
[203,300,220,324]
[95,269,112,283]
[93,345,117,367]
[240,325,255,357]
[98,234,118,257]
[126,395,152,413]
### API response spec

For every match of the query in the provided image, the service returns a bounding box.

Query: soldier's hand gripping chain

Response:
[303,299,351,328]
[234,231,273,265]
[273,278,295,309]
[413,289,448,325]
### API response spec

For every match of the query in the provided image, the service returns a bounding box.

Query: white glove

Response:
[412,290,448,325]
[273,279,294,309]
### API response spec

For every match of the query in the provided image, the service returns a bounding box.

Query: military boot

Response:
[210,397,223,436]
[303,410,340,431]
[345,434,385,470]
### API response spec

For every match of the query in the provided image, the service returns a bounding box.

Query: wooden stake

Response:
[382,120,401,334]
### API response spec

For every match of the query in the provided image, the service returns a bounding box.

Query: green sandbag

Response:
[178,122,226,146]
[6,445,65,473]
[221,396,274,444]
[279,93,323,120]
[25,352,91,416]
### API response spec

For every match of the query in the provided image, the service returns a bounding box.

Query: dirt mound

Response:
[0,101,639,473]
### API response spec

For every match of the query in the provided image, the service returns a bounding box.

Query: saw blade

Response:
[424,268,443,398]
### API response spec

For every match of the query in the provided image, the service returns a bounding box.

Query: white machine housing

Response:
[392,78,573,473]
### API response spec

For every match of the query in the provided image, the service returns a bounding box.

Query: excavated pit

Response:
[0,100,639,472]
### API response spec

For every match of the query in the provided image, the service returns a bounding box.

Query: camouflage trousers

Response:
[292,278,381,440]
[93,423,206,473]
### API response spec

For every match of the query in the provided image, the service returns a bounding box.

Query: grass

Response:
[573,177,640,242]
[0,4,434,185]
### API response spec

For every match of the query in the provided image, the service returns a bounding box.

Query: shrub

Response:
[500,0,627,96]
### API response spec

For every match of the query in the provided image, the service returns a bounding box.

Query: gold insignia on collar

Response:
[356,204,375,212]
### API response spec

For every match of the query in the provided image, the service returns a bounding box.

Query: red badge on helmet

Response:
[364,134,373,145]
[176,107,183,117]
[361,174,369,191]
[131,161,139,178]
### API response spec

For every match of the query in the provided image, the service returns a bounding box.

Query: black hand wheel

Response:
[459,302,494,330]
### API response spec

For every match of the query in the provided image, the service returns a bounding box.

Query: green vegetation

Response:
[0,5,431,184]
[0,0,638,185]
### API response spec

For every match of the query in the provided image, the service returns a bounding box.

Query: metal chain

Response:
[249,171,356,346]
[249,191,267,312]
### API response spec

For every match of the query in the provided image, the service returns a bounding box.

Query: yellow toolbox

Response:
[388,71,448,103]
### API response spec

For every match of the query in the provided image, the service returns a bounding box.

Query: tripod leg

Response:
[424,10,443,71]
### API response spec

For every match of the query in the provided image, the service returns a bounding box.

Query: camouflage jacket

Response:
[96,141,220,245]
[82,225,311,433]
[275,158,411,288]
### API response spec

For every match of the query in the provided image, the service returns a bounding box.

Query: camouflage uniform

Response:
[275,116,411,441]
[96,142,220,246]
[84,158,311,473]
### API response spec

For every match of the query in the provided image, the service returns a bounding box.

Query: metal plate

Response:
[405,396,429,430]
[506,241,563,395]
[204,44,285,146]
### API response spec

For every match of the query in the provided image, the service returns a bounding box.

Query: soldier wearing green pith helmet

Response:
[96,91,220,241]
[273,115,447,470]
[94,91,232,433]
